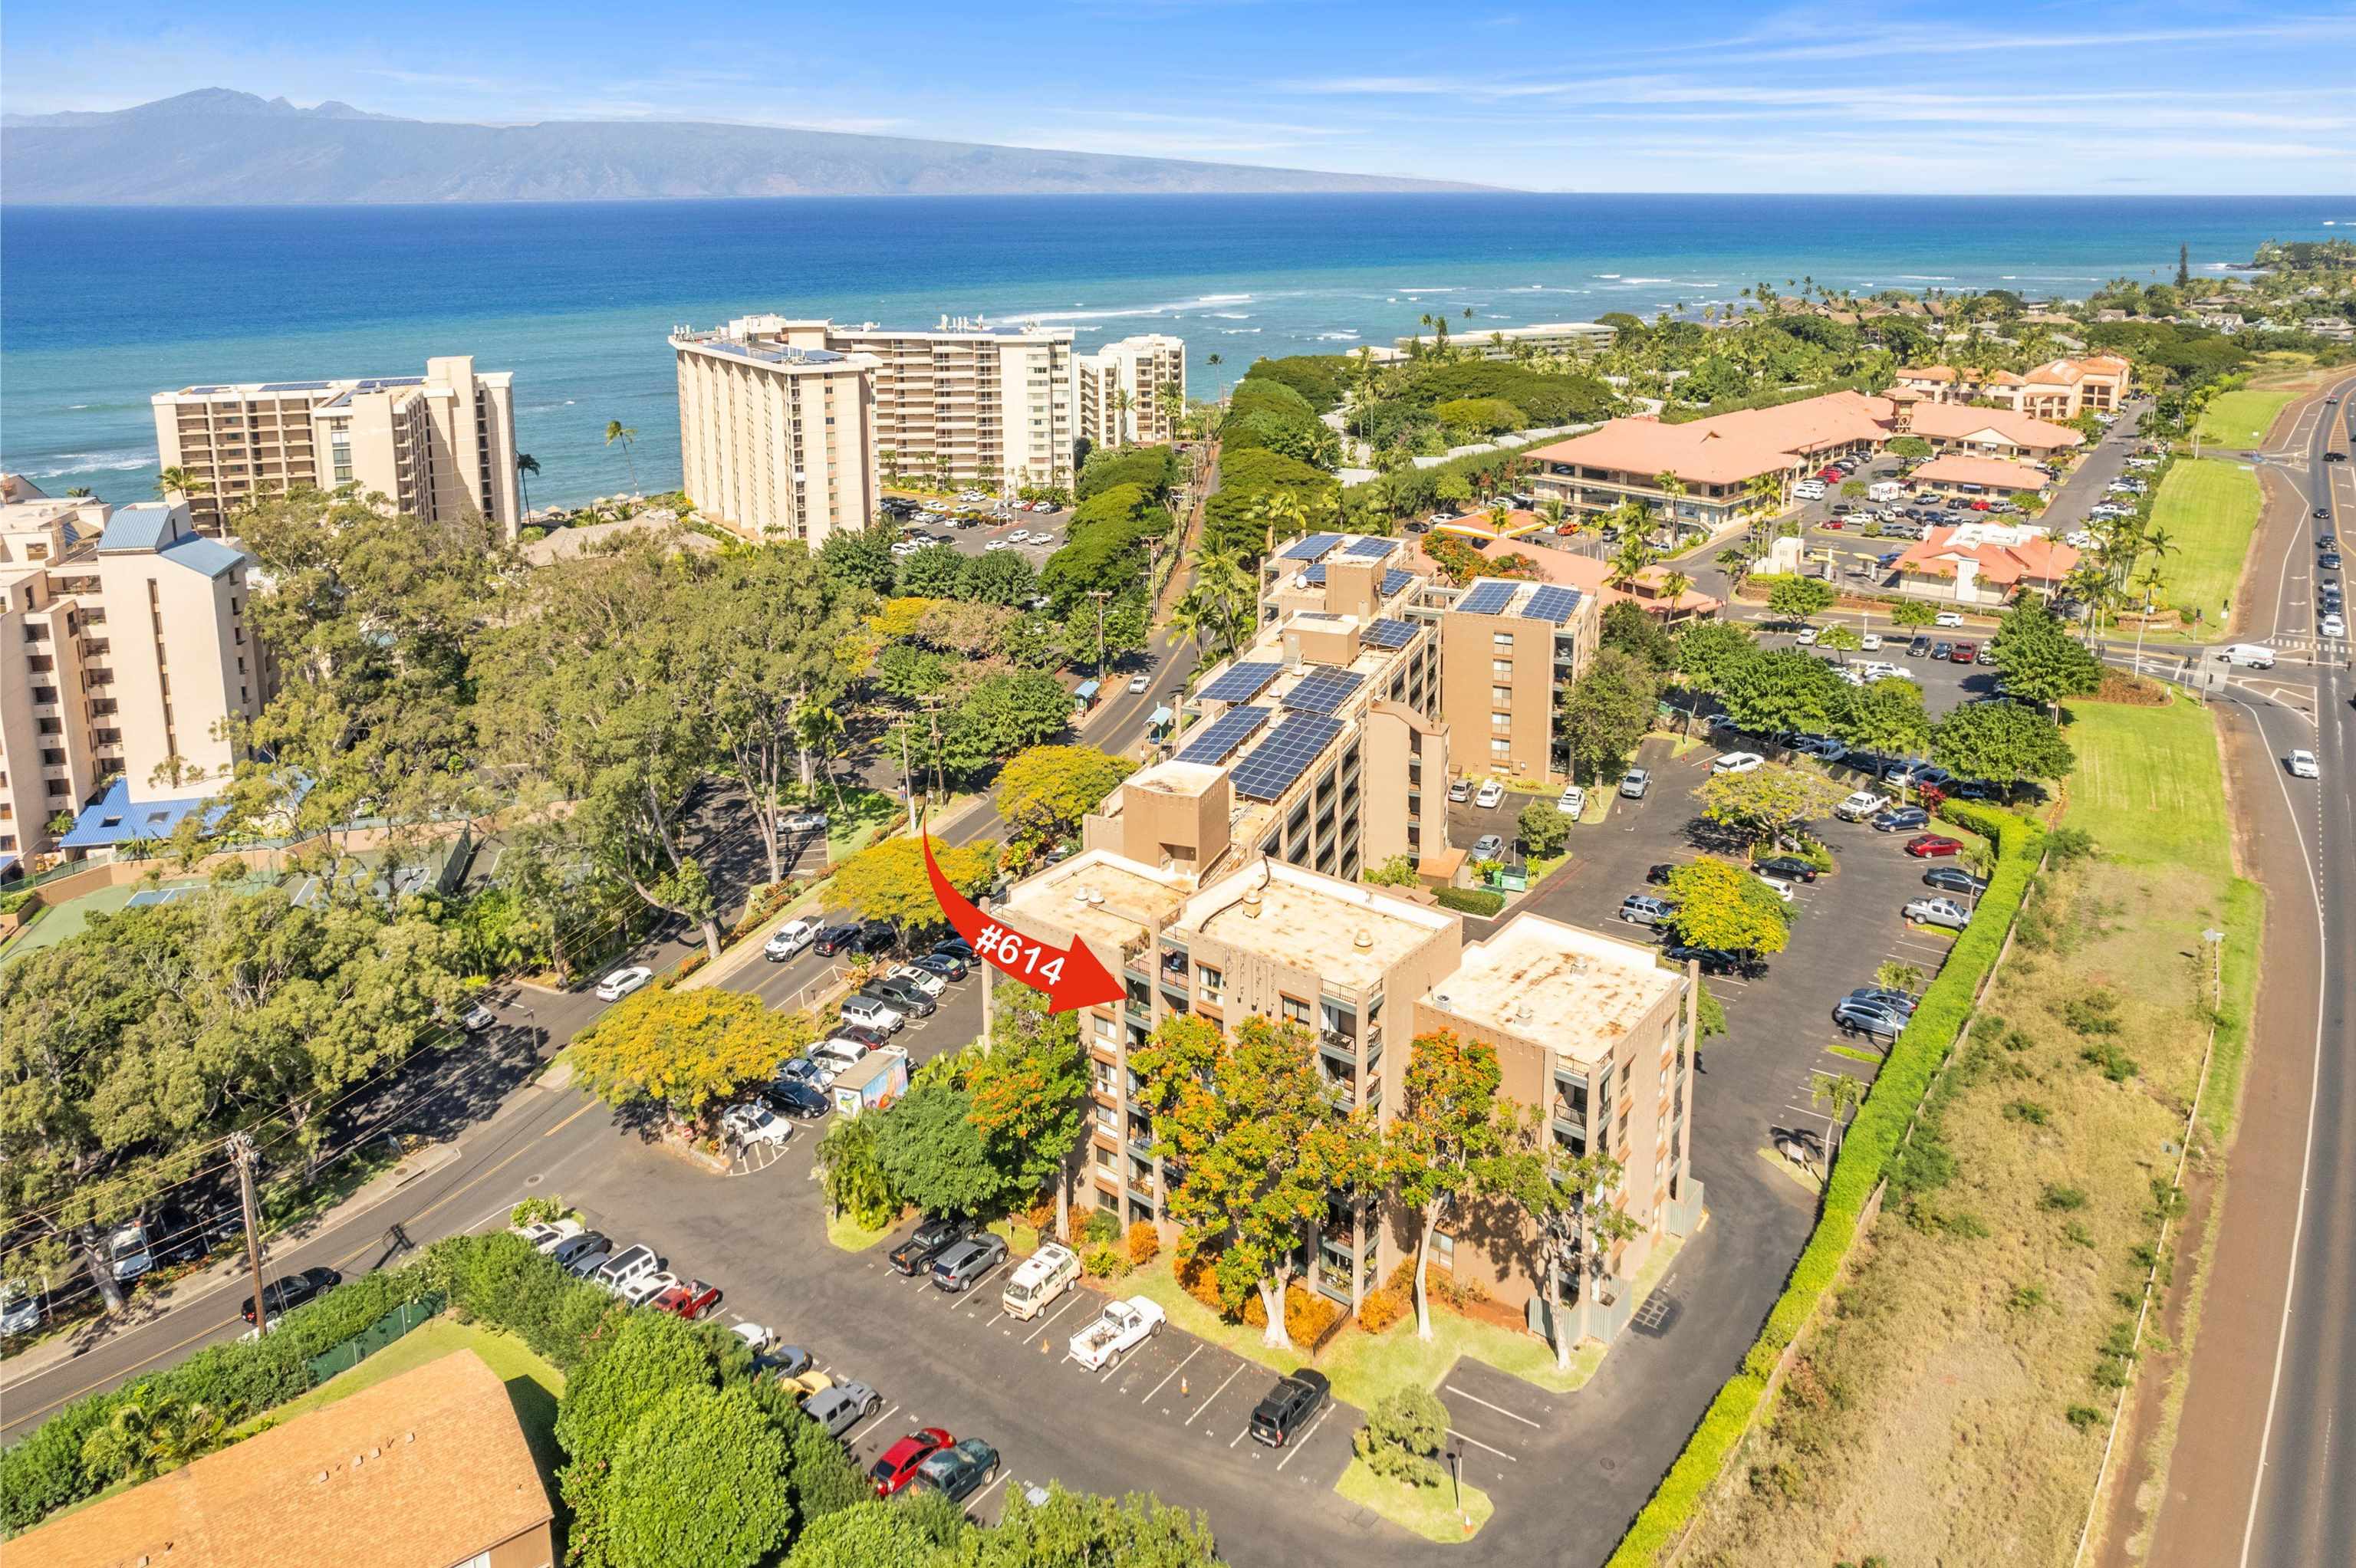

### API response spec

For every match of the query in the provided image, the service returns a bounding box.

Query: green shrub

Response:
[1607,799,2044,1567]
[1436,886,1507,916]
[1081,1207,1123,1246]
[1353,1386,1449,1487]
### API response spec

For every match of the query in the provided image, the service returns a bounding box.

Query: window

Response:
[1197,965,1223,1001]
[1491,659,1513,678]
[1491,632,1514,649]
[1490,738,1511,756]
[1491,685,1513,706]
[1280,995,1311,1026]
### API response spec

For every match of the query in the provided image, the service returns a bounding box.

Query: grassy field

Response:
[2194,387,2299,451]
[1676,695,2256,1568]
[1334,1456,1495,1543]
[2140,459,2264,637]
[254,1320,566,1484]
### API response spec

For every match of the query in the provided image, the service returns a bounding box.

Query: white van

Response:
[2220,643,2276,669]
[1000,1241,1083,1320]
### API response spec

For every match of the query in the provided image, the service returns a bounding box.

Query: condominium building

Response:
[151,357,520,538]
[1433,574,1601,785]
[1394,321,1617,360]
[671,320,880,546]
[1075,334,1188,449]
[0,478,265,869]
[994,833,1700,1335]
[1891,356,2131,421]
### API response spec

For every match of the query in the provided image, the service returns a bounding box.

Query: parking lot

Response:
[885,495,1071,570]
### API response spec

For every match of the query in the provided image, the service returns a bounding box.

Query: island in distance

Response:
[0,88,1496,204]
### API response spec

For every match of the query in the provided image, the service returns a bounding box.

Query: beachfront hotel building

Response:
[671,320,880,546]
[1394,321,1618,360]
[1075,334,1189,449]
[994,827,1700,1338]
[0,478,267,869]
[150,357,520,539]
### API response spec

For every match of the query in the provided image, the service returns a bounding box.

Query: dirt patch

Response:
[2092,1159,2216,1567]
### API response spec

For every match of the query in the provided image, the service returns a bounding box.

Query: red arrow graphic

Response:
[918,823,1126,1014]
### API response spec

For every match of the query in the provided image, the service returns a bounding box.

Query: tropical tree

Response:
[571,989,814,1119]
[821,834,995,934]
[1558,649,1660,783]
[1606,531,1656,590]
[1930,699,2076,791]
[967,986,1088,1241]
[1837,677,1932,774]
[515,452,541,517]
[1486,1126,1639,1369]
[1815,621,1862,659]
[995,745,1136,856]
[1810,1070,1865,1159]
[873,1081,1007,1216]
[1890,597,1938,630]
[153,466,209,505]
[816,1114,897,1228]
[1384,1031,1512,1340]
[1765,574,1835,626]
[1663,858,1790,954]
[1694,764,1848,847]
[604,420,640,495]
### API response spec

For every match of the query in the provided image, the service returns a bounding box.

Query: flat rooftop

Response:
[1180,862,1455,995]
[1426,914,1676,1064]
[995,849,1190,960]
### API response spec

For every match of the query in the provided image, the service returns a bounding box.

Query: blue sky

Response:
[4,2,2351,193]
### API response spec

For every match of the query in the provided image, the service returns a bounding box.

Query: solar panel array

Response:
[1345,536,1398,558]
[258,381,332,393]
[1362,617,1418,649]
[1282,533,1344,562]
[1282,667,1365,715]
[1301,564,1327,585]
[1176,705,1272,763]
[1523,585,1584,625]
[1381,568,1415,596]
[1457,579,1519,617]
[1232,713,1344,800]
[1198,660,1283,704]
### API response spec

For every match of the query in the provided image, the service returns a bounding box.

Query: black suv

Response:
[853,919,898,955]
[242,1265,341,1323]
[811,924,862,956]
[1663,945,1765,978]
[888,1215,972,1277]
[1249,1370,1331,1447]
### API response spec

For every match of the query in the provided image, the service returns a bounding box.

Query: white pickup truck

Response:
[1068,1296,1165,1370]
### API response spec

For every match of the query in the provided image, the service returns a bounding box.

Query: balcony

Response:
[1317,1030,1359,1066]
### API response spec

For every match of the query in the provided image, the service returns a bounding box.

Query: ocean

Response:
[0,194,2341,508]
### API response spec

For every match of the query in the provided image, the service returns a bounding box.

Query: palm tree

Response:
[1657,569,1695,618]
[1652,471,1689,541]
[1206,352,1224,368]
[1810,1070,1864,1159]
[1110,388,1134,445]
[1157,378,1183,439]
[604,421,640,495]
[1607,531,1657,590]
[64,486,94,498]
[154,466,209,505]
[515,452,540,519]
[1744,472,1784,537]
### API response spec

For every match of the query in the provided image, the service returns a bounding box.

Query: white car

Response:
[888,963,946,998]
[1754,874,1795,902]
[1858,633,1882,651]
[1795,626,1820,645]
[461,1001,499,1033]
[984,537,1013,552]
[1713,751,1765,774]
[780,810,828,833]
[1068,1296,1166,1371]
[2322,613,2348,638]
[722,1101,795,1149]
[617,1269,681,1307]
[1557,785,1587,819]
[595,966,655,1001]
[2286,750,2320,779]
[1473,781,1506,809]
[889,540,920,557]
[1933,610,1965,628]
[765,918,818,961]
[1904,896,1972,931]
[1836,790,1892,821]
[731,1322,775,1354]
[514,1218,584,1254]
[1127,672,1150,693]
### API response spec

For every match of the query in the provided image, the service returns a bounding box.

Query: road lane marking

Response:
[1186,1362,1246,1427]
[544,1100,602,1139]
[1448,1427,1519,1461]
[1141,1344,1202,1406]
[1443,1382,1542,1427]
[1276,1405,1334,1471]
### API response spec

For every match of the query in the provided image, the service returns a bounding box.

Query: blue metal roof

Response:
[158,534,246,580]
[97,503,177,554]
[58,778,228,850]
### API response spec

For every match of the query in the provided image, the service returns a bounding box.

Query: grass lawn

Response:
[2137,458,2264,636]
[2060,697,2233,880]
[821,784,906,859]
[827,1209,896,1251]
[2193,386,2298,451]
[252,1320,566,1484]
[1334,1456,1494,1543]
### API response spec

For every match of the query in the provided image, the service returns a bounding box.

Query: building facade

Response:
[152,357,520,538]
[0,479,265,869]
[672,321,880,546]
[1433,574,1600,786]
[1075,334,1188,449]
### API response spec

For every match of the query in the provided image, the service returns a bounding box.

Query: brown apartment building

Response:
[12,1349,555,1568]
[1432,574,1601,787]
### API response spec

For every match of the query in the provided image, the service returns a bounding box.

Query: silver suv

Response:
[1618,893,1676,928]
[804,1380,883,1439]
[1619,768,1652,799]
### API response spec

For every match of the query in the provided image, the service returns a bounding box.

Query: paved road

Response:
[2148,372,2356,1568]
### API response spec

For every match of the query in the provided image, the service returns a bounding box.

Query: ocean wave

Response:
[1022,292,1253,324]
[1219,327,1261,335]
[22,452,153,477]
[1619,276,1671,284]
[1394,285,1462,293]
[1895,274,1954,282]
[1315,330,1361,341]
[1595,274,1621,279]
[1207,311,1252,320]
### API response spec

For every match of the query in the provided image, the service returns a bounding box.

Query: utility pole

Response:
[229,1132,268,1335]
[895,721,917,834]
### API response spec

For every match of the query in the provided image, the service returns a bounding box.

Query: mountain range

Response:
[1,88,1486,204]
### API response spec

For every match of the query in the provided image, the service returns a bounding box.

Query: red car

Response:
[1904,834,1964,859]
[651,1279,723,1320]
[870,1428,954,1497]
[1950,640,1976,664]
[1821,516,1845,530]
[1817,466,1844,482]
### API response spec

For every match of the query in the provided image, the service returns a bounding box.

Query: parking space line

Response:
[1229,1422,1251,1448]
[1448,1427,1520,1462]
[1443,1383,1541,1427]
[968,1471,1010,1511]
[1141,1344,1203,1406]
[1275,1405,1334,1471]
[1186,1363,1246,1427]
[847,1402,897,1441]
[1023,1295,1088,1344]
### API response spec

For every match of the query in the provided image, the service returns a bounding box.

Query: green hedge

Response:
[1435,886,1507,916]
[2,1233,629,1536]
[1607,800,2043,1566]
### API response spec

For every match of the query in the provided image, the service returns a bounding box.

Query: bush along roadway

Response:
[1605,799,2046,1566]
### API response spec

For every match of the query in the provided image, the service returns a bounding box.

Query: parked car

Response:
[1753,856,1819,884]
[871,1428,956,1497]
[1645,862,1678,886]
[1557,784,1586,818]
[933,938,978,967]
[617,1269,681,1307]
[242,1266,341,1324]
[1847,986,1920,1015]
[887,963,947,998]
[1618,893,1677,928]
[1473,781,1506,809]
[1663,945,1764,978]
[1922,866,1989,896]
[853,919,899,955]
[1871,807,1930,833]
[834,1021,893,1050]
[1070,1296,1166,1369]
[916,1438,1003,1502]
[1619,768,1652,799]
[780,810,828,833]
[1470,833,1505,860]
[652,1279,725,1320]
[1753,873,1795,902]
[1835,790,1892,821]
[805,1381,884,1440]
[890,1215,974,1277]
[811,924,863,955]
[550,1231,611,1273]
[840,995,907,1035]
[1904,896,1973,930]
[1950,640,1977,664]
[757,1077,832,1119]
[1713,751,1765,774]
[594,1244,663,1294]
[594,966,654,1002]
[1904,833,1965,859]
[1832,998,1908,1041]
[1447,778,1472,803]
[930,1234,1010,1294]
[865,978,937,1018]
[723,1100,795,1149]
[1000,1242,1083,1320]
[765,919,819,961]
[515,1218,584,1254]
[1249,1370,1332,1448]
[910,953,967,984]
